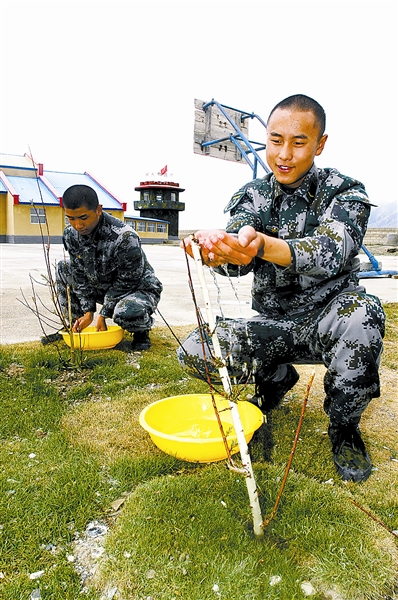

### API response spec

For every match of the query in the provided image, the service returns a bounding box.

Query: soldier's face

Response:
[266,108,328,188]
[64,204,102,235]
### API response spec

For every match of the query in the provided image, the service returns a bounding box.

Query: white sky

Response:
[1,0,397,230]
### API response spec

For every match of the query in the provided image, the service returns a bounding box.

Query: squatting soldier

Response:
[178,94,385,483]
[52,184,162,351]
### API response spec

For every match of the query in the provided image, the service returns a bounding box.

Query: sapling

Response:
[16,152,82,365]
[190,237,264,538]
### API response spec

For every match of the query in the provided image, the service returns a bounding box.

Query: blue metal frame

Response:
[201,99,270,178]
[200,99,397,280]
[357,244,398,278]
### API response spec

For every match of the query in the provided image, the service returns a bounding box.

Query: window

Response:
[30,207,46,224]
[147,222,156,232]
[170,192,176,202]
[156,192,162,202]
[143,192,149,202]
[157,223,167,233]
[137,221,146,232]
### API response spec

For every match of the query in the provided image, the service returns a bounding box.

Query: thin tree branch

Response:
[262,370,315,528]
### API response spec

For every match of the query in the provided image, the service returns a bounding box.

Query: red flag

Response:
[160,165,167,175]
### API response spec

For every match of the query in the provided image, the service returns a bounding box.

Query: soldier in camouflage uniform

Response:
[54,184,162,350]
[178,94,385,482]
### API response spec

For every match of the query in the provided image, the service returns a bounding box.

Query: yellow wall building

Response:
[0,153,169,243]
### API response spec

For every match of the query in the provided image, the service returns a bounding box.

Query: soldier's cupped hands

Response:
[181,226,262,267]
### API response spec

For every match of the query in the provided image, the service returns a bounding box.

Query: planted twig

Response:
[66,284,76,363]
[189,236,264,538]
[262,370,315,528]
[16,149,82,365]
[349,499,398,538]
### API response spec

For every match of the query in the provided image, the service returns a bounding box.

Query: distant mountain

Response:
[368,201,398,228]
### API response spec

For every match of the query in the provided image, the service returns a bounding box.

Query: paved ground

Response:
[1,243,397,345]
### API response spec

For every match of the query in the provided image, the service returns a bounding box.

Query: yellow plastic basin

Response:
[139,394,264,463]
[61,325,124,350]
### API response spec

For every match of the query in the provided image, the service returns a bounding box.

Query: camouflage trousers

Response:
[56,260,157,333]
[177,291,386,426]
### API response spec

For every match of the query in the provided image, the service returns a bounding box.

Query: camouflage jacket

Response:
[220,164,372,316]
[62,212,162,318]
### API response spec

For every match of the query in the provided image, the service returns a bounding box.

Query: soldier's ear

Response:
[315,134,328,156]
[97,205,103,216]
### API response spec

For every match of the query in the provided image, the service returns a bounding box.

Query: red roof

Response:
[135,180,185,192]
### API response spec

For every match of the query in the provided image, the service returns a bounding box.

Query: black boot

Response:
[40,331,64,345]
[249,364,299,413]
[328,424,372,482]
[131,331,151,351]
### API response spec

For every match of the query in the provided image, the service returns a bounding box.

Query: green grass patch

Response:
[103,465,396,599]
[0,311,397,599]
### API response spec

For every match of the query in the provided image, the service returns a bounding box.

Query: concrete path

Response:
[1,243,397,345]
